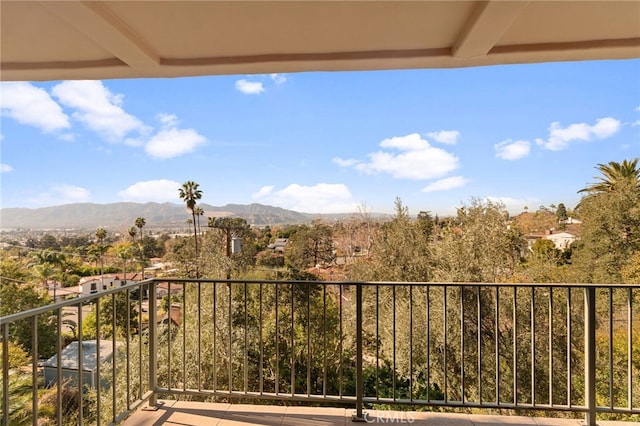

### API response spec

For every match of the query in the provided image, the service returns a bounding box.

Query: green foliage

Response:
[431,199,525,283]
[530,239,562,264]
[3,341,30,368]
[622,252,640,284]
[81,293,139,339]
[578,158,640,196]
[351,199,432,282]
[255,250,285,268]
[572,181,640,283]
[0,282,56,357]
[556,203,568,222]
[1,255,29,282]
[284,221,334,270]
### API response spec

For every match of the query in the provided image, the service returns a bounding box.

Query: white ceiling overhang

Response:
[1,1,639,82]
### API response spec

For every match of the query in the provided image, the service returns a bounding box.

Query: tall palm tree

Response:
[128,226,137,243]
[135,217,146,239]
[95,227,107,279]
[178,181,203,256]
[194,206,204,236]
[134,217,146,277]
[578,158,640,195]
[114,243,133,282]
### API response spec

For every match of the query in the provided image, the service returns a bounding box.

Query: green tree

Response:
[531,238,560,258]
[555,203,568,222]
[112,242,134,280]
[284,220,334,271]
[0,254,28,283]
[178,181,203,257]
[82,292,139,339]
[621,251,640,284]
[28,248,68,299]
[350,198,432,282]
[572,158,640,283]
[578,158,639,196]
[572,185,640,283]
[417,210,435,238]
[205,217,254,278]
[431,198,525,283]
[0,282,56,357]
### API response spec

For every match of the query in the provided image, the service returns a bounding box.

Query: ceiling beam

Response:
[452,0,530,59]
[37,1,160,69]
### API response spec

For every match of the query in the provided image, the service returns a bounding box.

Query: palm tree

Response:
[113,243,133,281]
[95,227,107,279]
[28,249,67,300]
[128,226,137,242]
[134,217,146,277]
[194,206,204,236]
[178,181,203,256]
[86,244,102,272]
[135,217,146,239]
[578,158,640,195]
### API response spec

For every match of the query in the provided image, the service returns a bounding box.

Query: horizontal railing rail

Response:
[1,278,638,425]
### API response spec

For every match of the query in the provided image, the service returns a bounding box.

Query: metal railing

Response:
[1,278,638,425]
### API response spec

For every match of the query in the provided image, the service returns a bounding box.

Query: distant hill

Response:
[0,202,317,230]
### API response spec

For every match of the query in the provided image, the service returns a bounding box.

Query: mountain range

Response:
[0,202,330,230]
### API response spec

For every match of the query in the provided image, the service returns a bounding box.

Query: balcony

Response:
[2,278,639,425]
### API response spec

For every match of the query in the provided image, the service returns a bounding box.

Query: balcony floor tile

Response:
[121,400,637,426]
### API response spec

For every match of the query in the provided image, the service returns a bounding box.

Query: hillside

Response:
[0,202,314,230]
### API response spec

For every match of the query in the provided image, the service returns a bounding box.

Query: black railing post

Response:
[148,280,158,408]
[2,325,9,426]
[352,282,366,422]
[584,287,596,426]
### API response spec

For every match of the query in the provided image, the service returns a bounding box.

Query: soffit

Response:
[1,1,639,82]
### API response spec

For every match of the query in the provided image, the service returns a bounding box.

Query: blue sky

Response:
[1,59,639,216]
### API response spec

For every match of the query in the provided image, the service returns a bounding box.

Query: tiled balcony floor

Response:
[122,400,638,426]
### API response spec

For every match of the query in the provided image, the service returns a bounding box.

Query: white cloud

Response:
[145,128,207,159]
[494,139,531,160]
[270,74,288,85]
[253,186,274,198]
[29,184,91,206]
[426,130,460,145]
[252,183,359,213]
[54,185,91,203]
[590,117,621,138]
[118,179,182,203]
[351,133,459,180]
[235,79,265,95]
[157,113,179,128]
[421,176,469,193]
[535,117,621,151]
[1,163,14,173]
[52,80,148,141]
[332,157,358,167]
[0,82,70,132]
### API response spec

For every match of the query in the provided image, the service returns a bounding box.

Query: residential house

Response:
[267,238,288,253]
[545,230,577,250]
[156,282,183,299]
[78,273,143,296]
[42,340,114,389]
